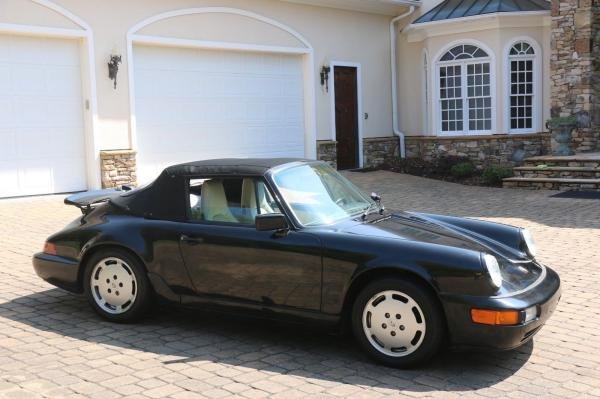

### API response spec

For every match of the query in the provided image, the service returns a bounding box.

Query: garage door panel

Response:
[0,34,86,197]
[0,129,16,159]
[12,65,46,93]
[46,66,82,95]
[0,162,19,197]
[0,98,15,127]
[14,97,49,126]
[47,99,83,127]
[134,45,305,184]
[0,64,10,91]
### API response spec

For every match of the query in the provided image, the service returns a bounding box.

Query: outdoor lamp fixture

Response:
[108,54,122,89]
[320,65,331,92]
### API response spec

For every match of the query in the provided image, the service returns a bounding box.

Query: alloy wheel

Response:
[362,290,426,357]
[90,257,138,315]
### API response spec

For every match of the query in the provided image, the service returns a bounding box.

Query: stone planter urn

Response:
[546,117,577,156]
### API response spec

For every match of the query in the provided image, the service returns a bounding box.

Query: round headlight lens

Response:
[521,229,537,258]
[483,253,502,289]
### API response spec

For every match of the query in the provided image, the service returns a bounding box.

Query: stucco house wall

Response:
[1,0,396,148]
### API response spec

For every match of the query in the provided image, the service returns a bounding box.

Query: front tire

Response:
[83,248,152,323]
[351,277,444,368]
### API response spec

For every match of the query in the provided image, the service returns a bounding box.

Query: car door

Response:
[178,176,323,312]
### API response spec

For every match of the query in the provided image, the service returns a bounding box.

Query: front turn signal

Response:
[471,309,520,326]
[43,242,57,255]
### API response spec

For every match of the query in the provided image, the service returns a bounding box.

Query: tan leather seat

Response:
[240,179,278,224]
[200,179,238,223]
[240,179,258,224]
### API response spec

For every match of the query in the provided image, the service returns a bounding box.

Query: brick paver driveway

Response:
[1,171,599,399]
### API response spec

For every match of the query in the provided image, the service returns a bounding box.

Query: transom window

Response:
[509,42,535,132]
[438,44,492,135]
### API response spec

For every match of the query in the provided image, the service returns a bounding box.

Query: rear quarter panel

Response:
[51,205,195,295]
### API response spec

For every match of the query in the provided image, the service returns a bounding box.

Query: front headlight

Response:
[521,229,537,258]
[482,253,502,289]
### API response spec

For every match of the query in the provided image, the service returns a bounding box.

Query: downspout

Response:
[390,6,415,158]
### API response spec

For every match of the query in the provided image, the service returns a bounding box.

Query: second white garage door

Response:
[133,44,306,184]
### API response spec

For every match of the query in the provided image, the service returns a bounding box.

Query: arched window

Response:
[437,44,492,135]
[508,41,535,132]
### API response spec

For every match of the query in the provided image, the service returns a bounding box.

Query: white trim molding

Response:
[421,48,429,134]
[328,61,364,168]
[433,39,497,137]
[126,7,317,160]
[1,0,101,190]
[503,36,543,135]
[405,11,550,43]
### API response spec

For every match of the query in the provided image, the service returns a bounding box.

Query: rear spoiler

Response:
[64,186,132,214]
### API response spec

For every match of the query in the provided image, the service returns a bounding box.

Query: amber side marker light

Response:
[471,309,520,326]
[43,242,57,256]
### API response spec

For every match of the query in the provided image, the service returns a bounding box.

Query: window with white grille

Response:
[437,44,492,135]
[508,42,535,132]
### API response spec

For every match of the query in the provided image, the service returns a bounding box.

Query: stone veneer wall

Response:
[100,150,137,189]
[316,140,337,168]
[551,0,600,152]
[363,137,400,167]
[405,133,551,167]
[316,137,400,169]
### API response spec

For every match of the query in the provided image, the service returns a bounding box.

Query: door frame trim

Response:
[329,61,363,168]
[126,7,317,165]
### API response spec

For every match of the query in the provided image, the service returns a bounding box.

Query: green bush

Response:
[482,165,513,186]
[450,161,476,178]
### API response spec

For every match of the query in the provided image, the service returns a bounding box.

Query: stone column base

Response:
[317,140,337,169]
[100,150,137,189]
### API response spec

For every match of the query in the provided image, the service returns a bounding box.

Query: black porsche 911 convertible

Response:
[33,158,560,367]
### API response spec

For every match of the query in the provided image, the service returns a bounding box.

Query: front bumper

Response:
[32,252,82,293]
[441,265,561,350]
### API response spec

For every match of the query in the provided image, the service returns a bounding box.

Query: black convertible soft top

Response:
[110,158,310,221]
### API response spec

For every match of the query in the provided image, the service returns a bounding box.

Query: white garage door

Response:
[0,34,86,198]
[133,44,305,183]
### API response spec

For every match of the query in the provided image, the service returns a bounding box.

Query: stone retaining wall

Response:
[405,133,551,167]
[100,150,137,189]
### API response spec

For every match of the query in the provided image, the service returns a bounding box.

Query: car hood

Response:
[338,211,525,260]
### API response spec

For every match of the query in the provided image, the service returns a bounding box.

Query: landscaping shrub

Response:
[450,161,476,178]
[482,165,513,186]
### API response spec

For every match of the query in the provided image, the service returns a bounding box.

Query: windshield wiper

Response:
[361,193,385,220]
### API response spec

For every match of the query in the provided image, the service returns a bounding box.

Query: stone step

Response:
[512,166,600,179]
[522,153,600,168]
[503,177,600,191]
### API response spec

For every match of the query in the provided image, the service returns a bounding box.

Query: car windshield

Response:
[271,163,374,226]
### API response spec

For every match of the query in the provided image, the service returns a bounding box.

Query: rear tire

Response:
[83,248,152,323]
[351,277,444,368]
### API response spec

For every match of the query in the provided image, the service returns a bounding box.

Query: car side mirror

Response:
[255,213,288,233]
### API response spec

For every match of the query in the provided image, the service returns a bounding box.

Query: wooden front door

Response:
[334,66,359,170]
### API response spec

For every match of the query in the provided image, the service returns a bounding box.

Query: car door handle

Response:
[180,234,203,245]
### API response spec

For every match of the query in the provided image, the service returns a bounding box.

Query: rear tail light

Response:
[43,242,57,255]
[471,309,520,325]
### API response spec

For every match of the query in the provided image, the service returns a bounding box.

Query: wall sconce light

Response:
[320,65,331,92]
[108,54,122,89]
